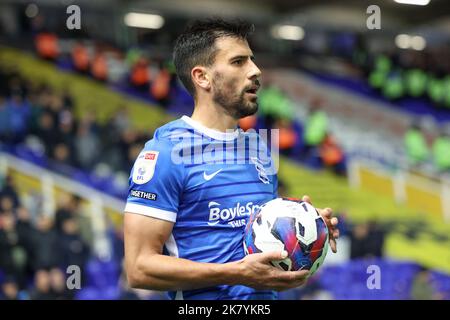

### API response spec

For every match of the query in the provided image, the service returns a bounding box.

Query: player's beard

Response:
[212,72,258,120]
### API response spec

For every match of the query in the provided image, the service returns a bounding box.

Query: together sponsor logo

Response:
[208,201,261,227]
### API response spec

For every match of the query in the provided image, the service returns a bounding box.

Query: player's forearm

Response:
[128,253,242,291]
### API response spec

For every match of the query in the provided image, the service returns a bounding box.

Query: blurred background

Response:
[0,0,450,300]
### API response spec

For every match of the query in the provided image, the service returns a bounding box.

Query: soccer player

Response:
[124,18,339,300]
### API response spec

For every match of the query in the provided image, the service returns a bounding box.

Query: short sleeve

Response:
[124,139,184,223]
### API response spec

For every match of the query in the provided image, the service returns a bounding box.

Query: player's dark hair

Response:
[173,18,254,98]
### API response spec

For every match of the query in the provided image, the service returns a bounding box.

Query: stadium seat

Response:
[85,257,121,289]
[75,287,100,300]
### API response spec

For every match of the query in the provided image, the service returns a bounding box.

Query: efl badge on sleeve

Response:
[132,151,159,184]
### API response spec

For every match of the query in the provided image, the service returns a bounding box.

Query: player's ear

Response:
[191,66,211,91]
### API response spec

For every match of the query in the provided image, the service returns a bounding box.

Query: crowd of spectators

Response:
[2,26,449,300]
[0,173,89,300]
[0,64,153,197]
[351,41,450,110]
[0,171,180,300]
[404,121,450,173]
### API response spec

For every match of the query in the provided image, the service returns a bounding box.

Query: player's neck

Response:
[191,102,238,133]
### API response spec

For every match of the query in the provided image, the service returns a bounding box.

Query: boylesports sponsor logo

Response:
[208,201,261,227]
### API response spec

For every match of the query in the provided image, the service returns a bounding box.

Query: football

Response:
[244,197,329,276]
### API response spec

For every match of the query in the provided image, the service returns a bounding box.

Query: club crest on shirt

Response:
[133,151,159,184]
[250,157,270,184]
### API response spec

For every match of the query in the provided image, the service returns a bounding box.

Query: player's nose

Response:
[248,59,262,80]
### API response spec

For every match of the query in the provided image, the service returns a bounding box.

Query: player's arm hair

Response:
[124,212,241,291]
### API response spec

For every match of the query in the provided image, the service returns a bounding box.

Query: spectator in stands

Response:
[6,75,28,100]
[125,47,142,68]
[0,172,95,300]
[319,132,346,176]
[5,93,31,143]
[48,94,65,125]
[91,51,108,82]
[0,276,22,300]
[367,220,385,257]
[349,220,385,259]
[59,217,90,270]
[50,143,75,176]
[28,269,54,300]
[432,130,450,173]
[0,195,15,214]
[55,195,93,247]
[427,76,446,107]
[54,195,75,234]
[97,107,132,173]
[382,70,404,101]
[32,215,61,271]
[0,213,18,276]
[61,87,74,111]
[150,63,171,108]
[0,66,9,96]
[404,121,429,167]
[27,89,44,134]
[349,222,369,259]
[130,56,150,91]
[57,110,76,149]
[0,175,20,209]
[15,207,35,276]
[302,104,328,166]
[74,120,100,171]
[49,267,73,300]
[71,41,90,74]
[274,118,298,156]
[405,68,428,98]
[35,111,59,157]
[0,95,11,142]
[109,106,131,137]
[34,30,60,61]
[0,212,29,288]
[258,82,294,129]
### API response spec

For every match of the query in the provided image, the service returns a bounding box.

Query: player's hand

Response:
[234,250,310,291]
[302,195,339,253]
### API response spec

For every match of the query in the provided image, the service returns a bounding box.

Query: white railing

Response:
[348,157,450,223]
[0,152,126,259]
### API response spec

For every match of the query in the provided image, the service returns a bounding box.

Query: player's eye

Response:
[232,59,244,66]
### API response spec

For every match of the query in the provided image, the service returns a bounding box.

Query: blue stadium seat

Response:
[102,285,121,300]
[75,287,100,300]
[315,258,445,300]
[85,257,121,289]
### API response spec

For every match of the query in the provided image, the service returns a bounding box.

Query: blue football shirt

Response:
[125,115,278,300]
